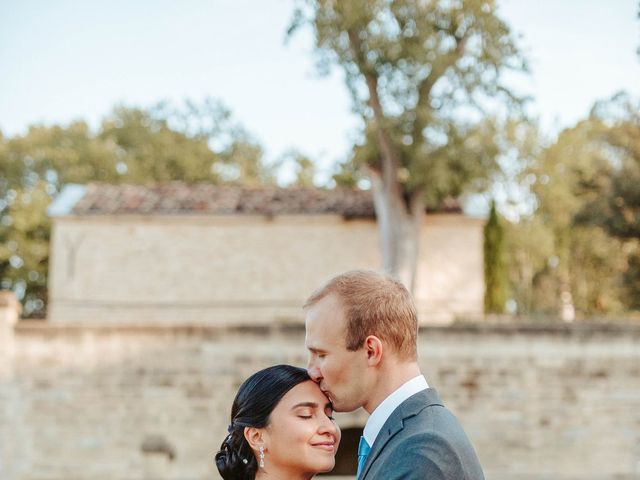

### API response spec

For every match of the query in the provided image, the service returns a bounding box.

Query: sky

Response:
[1,0,639,183]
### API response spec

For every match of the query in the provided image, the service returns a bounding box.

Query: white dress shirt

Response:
[363,375,429,447]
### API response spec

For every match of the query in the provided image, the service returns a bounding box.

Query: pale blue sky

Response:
[1,0,639,180]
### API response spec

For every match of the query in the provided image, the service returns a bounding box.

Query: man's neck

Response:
[363,361,422,414]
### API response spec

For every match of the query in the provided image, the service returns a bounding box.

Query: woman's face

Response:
[261,380,341,477]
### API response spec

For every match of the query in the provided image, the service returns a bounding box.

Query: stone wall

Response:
[48,214,484,324]
[2,312,639,479]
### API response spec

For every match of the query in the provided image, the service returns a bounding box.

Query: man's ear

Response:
[364,335,383,366]
[244,426,266,451]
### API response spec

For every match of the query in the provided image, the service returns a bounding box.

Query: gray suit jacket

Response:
[359,389,484,480]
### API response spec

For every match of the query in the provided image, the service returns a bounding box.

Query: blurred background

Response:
[1,1,639,479]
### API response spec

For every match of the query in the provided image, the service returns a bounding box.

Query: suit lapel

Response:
[359,389,443,479]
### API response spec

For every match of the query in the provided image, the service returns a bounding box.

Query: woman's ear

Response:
[364,335,383,366]
[244,426,266,451]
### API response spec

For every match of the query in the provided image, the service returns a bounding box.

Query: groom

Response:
[304,270,485,480]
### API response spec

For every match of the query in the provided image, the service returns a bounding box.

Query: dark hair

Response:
[215,364,310,480]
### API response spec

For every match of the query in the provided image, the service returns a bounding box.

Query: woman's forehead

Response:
[279,380,329,407]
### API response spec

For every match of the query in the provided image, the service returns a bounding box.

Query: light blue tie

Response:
[356,436,371,479]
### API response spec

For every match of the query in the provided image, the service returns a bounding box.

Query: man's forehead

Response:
[305,334,344,351]
[305,301,344,332]
[305,299,346,347]
[305,293,344,319]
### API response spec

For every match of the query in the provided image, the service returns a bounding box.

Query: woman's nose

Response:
[319,415,338,435]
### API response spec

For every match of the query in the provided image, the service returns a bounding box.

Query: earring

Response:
[259,446,265,468]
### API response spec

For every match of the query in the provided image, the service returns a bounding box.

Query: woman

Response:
[215,364,341,479]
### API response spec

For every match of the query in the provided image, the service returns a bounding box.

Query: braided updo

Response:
[215,365,310,479]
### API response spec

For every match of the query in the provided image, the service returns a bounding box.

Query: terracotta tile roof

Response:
[67,183,461,218]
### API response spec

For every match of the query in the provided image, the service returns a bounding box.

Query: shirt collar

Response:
[363,375,428,447]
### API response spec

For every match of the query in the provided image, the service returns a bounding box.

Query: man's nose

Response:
[307,359,322,383]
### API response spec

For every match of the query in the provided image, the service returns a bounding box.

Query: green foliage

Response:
[574,93,640,307]
[0,183,51,315]
[503,216,554,315]
[574,94,640,238]
[568,226,630,313]
[625,254,640,309]
[506,93,640,316]
[484,200,507,313]
[278,149,317,187]
[98,107,219,183]
[0,99,273,317]
[291,0,527,204]
[332,159,361,188]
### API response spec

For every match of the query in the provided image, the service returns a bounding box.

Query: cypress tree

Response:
[484,200,508,313]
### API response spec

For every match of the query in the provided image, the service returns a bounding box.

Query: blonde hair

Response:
[304,270,418,361]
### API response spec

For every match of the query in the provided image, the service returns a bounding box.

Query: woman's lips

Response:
[311,441,336,452]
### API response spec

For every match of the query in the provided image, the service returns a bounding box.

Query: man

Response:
[304,270,484,480]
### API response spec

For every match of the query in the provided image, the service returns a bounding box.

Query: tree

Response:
[503,215,554,315]
[513,92,639,317]
[0,183,51,315]
[484,200,507,313]
[290,0,527,290]
[574,93,640,308]
[277,149,317,187]
[575,94,640,238]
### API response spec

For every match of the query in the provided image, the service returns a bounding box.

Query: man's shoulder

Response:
[396,391,477,448]
[393,389,452,429]
[364,390,485,479]
[368,428,484,480]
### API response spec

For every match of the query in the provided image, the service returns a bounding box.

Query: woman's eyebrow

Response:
[291,401,319,410]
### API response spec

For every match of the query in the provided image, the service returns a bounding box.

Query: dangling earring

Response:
[259,446,265,468]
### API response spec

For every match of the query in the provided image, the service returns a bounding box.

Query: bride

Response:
[215,364,341,479]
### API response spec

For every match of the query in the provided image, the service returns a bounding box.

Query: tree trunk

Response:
[559,274,575,322]
[368,169,423,293]
[558,232,575,322]
[347,30,424,293]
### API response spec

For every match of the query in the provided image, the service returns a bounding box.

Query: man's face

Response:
[305,293,370,412]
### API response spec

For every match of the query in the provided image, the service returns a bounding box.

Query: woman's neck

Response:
[255,466,314,480]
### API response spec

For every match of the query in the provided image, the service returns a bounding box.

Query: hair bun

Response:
[215,430,255,480]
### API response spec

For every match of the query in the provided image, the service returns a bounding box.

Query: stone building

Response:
[47,183,485,325]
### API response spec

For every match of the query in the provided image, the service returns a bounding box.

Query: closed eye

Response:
[325,403,334,420]
[309,348,327,359]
